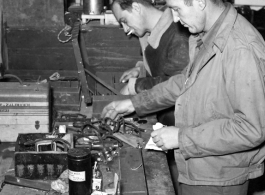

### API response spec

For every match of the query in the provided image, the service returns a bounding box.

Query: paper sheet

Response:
[145,122,165,151]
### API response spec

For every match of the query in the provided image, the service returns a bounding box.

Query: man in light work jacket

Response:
[113,0,189,126]
[102,0,265,194]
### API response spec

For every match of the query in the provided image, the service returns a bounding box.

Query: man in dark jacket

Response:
[112,0,189,126]
[112,2,189,193]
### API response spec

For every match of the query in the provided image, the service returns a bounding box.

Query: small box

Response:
[104,11,119,25]
[0,82,50,142]
[234,0,265,6]
[50,80,81,111]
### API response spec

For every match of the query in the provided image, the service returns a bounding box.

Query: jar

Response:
[68,148,92,195]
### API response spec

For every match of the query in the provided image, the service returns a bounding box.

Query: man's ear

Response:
[195,0,206,10]
[131,2,142,13]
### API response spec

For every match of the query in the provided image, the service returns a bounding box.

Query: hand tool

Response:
[4,175,52,191]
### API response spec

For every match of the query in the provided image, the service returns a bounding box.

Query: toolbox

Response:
[0,82,50,142]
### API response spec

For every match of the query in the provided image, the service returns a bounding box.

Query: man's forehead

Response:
[112,2,122,13]
[112,3,124,20]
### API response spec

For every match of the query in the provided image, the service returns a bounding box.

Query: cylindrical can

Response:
[68,148,92,195]
[83,0,104,15]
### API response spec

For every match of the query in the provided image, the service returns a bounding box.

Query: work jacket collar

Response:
[200,3,235,54]
[185,3,236,88]
[147,7,173,49]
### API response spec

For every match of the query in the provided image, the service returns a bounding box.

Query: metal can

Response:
[68,148,92,195]
[83,0,104,15]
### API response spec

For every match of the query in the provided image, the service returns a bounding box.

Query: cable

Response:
[57,25,73,43]
[2,74,23,84]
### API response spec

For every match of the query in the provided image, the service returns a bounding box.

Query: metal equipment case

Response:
[0,82,50,142]
[14,133,69,180]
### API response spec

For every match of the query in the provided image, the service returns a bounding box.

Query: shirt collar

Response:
[147,7,173,49]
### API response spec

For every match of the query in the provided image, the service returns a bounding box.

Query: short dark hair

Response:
[184,0,224,6]
[112,0,153,11]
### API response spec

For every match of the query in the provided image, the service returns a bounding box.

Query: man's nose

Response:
[121,23,129,33]
[171,10,180,23]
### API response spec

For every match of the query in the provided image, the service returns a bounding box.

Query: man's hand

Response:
[101,99,135,120]
[120,84,130,95]
[119,67,141,83]
[151,126,179,150]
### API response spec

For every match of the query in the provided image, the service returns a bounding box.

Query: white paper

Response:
[91,191,108,195]
[145,122,164,151]
[105,173,119,195]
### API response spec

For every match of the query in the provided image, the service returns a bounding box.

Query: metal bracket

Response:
[71,20,93,104]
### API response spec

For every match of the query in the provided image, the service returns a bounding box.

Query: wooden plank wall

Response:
[5,26,141,72]
[1,0,65,28]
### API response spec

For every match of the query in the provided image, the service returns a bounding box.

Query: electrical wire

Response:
[2,74,23,84]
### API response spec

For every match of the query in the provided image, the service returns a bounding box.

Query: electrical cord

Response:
[57,25,73,43]
[2,74,23,85]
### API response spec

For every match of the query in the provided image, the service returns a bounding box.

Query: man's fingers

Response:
[153,138,168,151]
[115,113,124,121]
[119,75,127,83]
[101,107,109,118]
[120,72,130,83]
[155,140,164,147]
[154,139,168,151]
[109,110,119,120]
[101,103,117,119]
[120,85,129,95]
[121,75,132,83]
[152,135,159,143]
[104,109,118,120]
[151,130,157,136]
[160,145,167,151]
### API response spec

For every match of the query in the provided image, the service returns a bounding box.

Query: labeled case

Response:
[0,82,50,142]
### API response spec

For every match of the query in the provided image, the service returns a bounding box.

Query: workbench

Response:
[0,123,176,195]
[0,2,175,193]
[0,24,176,193]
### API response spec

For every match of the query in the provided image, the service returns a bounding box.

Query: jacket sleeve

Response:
[134,76,171,93]
[131,73,186,115]
[179,47,265,160]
